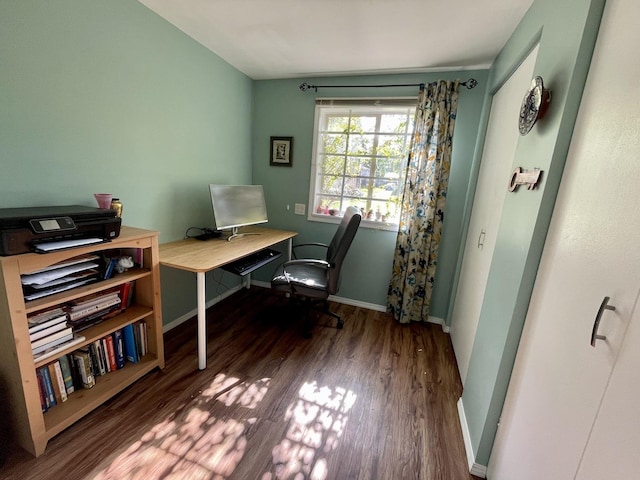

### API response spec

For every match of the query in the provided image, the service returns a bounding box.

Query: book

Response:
[69,290,119,311]
[41,365,57,408]
[72,350,95,389]
[91,340,106,376]
[104,335,117,371]
[36,368,48,413]
[113,330,125,369]
[27,308,66,328]
[100,338,111,373]
[138,321,147,357]
[31,327,73,351]
[32,334,85,363]
[49,361,68,402]
[68,296,121,321]
[123,324,138,364]
[29,320,69,342]
[58,354,75,394]
[103,257,117,280]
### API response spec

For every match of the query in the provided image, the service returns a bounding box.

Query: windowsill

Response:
[308,213,399,232]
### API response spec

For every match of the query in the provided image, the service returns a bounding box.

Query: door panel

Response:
[450,46,538,384]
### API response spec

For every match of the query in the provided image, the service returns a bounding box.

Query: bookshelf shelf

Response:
[0,226,165,457]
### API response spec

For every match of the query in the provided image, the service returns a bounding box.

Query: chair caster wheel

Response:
[337,320,344,329]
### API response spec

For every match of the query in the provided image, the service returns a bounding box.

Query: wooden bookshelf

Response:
[0,226,165,457]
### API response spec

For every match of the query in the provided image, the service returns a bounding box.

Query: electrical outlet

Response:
[294,203,306,215]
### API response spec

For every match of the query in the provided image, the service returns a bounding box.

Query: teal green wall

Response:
[0,0,253,324]
[457,0,606,466]
[251,73,488,317]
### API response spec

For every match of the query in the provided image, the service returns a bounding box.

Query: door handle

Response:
[590,296,616,347]
[477,229,486,249]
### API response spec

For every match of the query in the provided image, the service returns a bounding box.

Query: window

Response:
[308,98,416,230]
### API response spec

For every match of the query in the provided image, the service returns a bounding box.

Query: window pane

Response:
[379,113,411,133]
[378,134,410,158]
[326,115,350,132]
[319,175,343,195]
[347,133,375,156]
[321,133,347,154]
[320,155,346,175]
[352,115,377,132]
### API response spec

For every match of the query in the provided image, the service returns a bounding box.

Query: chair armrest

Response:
[292,242,328,259]
[283,258,331,269]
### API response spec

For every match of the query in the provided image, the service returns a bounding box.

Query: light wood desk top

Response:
[159,226,297,273]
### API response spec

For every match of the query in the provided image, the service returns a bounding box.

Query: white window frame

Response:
[307,97,417,231]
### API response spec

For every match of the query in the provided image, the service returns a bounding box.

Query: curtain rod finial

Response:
[464,78,478,89]
[299,82,317,92]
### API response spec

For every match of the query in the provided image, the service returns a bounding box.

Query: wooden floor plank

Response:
[1,287,479,480]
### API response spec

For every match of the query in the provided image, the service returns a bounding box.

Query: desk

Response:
[159,226,297,369]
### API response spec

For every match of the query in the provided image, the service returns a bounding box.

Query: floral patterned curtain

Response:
[387,80,460,324]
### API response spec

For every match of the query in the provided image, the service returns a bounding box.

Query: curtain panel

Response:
[387,80,460,324]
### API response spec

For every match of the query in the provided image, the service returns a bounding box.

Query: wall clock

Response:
[519,76,551,135]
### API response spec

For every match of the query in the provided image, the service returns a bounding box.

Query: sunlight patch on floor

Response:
[262,381,357,480]
[87,376,355,479]
[89,374,270,479]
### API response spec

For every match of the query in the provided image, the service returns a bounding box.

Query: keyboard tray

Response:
[221,248,282,276]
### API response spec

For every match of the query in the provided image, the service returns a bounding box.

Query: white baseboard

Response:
[457,398,488,478]
[242,280,450,331]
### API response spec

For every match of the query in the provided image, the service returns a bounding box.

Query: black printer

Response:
[0,205,121,256]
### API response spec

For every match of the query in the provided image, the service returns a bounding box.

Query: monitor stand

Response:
[227,227,261,242]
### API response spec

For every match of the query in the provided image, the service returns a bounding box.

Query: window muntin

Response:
[309,100,415,229]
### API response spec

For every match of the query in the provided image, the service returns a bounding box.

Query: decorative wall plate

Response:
[519,76,551,135]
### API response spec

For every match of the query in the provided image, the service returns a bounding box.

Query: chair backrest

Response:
[326,206,362,294]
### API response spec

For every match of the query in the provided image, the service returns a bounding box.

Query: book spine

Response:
[58,354,75,394]
[47,363,63,404]
[100,338,110,373]
[105,335,117,371]
[68,297,120,321]
[36,368,48,413]
[138,321,147,357]
[41,365,57,408]
[72,351,95,389]
[123,324,138,364]
[91,341,106,376]
[113,330,125,369]
[52,361,68,402]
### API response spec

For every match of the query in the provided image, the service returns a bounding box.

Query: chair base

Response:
[283,295,344,336]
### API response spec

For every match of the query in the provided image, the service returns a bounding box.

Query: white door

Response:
[488,0,640,478]
[576,288,640,479]
[450,46,538,384]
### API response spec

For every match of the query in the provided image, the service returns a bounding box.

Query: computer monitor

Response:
[209,184,268,241]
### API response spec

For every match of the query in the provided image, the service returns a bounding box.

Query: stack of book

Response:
[29,308,84,361]
[66,290,122,331]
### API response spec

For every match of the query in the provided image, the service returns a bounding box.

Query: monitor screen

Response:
[209,184,268,232]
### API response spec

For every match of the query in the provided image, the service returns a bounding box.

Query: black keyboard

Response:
[222,248,282,276]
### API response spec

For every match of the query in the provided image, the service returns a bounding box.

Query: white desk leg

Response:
[197,271,206,370]
[287,238,292,260]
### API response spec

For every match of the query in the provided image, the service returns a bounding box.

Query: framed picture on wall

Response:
[270,136,293,166]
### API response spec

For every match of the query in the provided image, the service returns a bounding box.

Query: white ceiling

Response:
[138,0,534,80]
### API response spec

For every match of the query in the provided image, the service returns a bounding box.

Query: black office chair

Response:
[271,206,362,334]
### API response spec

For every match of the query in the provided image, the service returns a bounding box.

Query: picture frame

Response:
[270,136,293,167]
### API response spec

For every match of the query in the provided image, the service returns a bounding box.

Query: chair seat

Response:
[271,263,329,300]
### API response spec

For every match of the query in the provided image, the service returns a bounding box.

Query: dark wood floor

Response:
[1,287,479,480]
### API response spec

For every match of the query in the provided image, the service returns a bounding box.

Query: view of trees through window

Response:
[310,103,415,228]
